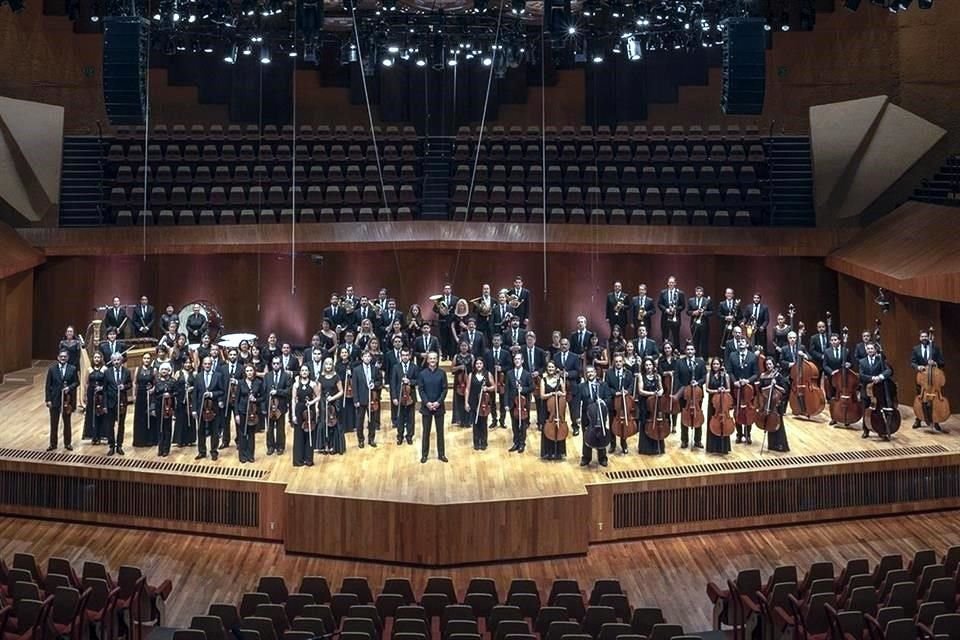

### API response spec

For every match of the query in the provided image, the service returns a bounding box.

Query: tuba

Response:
[430,294,449,317]
[472,296,492,318]
[341,298,356,316]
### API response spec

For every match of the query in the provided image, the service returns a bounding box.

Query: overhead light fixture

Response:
[260,45,271,63]
[224,43,238,63]
[382,56,394,66]
[415,57,427,66]
[482,55,492,66]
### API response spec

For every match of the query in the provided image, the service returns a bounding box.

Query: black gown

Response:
[452,354,474,426]
[321,374,346,454]
[173,370,196,446]
[132,366,157,447]
[292,381,317,466]
[762,372,791,452]
[539,377,567,460]
[466,372,492,450]
[336,361,356,434]
[637,374,666,455]
[83,368,108,442]
[59,339,84,370]
[705,372,732,455]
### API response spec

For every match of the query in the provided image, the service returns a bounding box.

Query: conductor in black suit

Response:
[45,350,80,451]
[417,352,448,462]
[858,343,893,439]
[910,329,946,431]
[657,276,686,347]
[132,296,155,338]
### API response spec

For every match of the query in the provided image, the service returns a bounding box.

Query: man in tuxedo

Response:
[45,350,80,452]
[503,317,525,349]
[505,352,533,453]
[103,297,127,338]
[687,285,713,359]
[606,281,628,338]
[185,304,208,344]
[569,315,593,356]
[390,349,418,445]
[604,354,635,455]
[98,327,125,364]
[633,325,659,361]
[460,317,486,356]
[415,323,440,368]
[727,341,759,443]
[354,296,377,333]
[910,329,946,431]
[380,299,403,338]
[341,331,362,364]
[324,294,346,335]
[823,333,854,425]
[491,290,513,338]
[352,350,382,448]
[434,283,459,360]
[778,331,807,369]
[475,284,495,340]
[553,338,581,435]
[220,348,243,448]
[717,288,740,350]
[859,343,893,440]
[657,276,686,348]
[631,283,656,336]
[854,330,878,364]
[724,326,745,364]
[521,331,547,429]
[485,334,511,428]
[132,295,154,338]
[806,320,830,383]
[265,358,293,455]
[579,366,610,467]
[511,275,531,326]
[306,350,325,382]
[104,352,132,456]
[673,343,706,449]
[417,352,448,463]
[741,293,769,353]
[279,343,299,373]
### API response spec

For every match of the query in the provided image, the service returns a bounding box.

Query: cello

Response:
[645,374,672,441]
[828,327,862,427]
[866,355,901,439]
[612,374,638,442]
[709,368,736,438]
[733,370,757,428]
[681,359,705,431]
[754,366,785,432]
[787,320,826,419]
[913,327,950,427]
[544,381,570,442]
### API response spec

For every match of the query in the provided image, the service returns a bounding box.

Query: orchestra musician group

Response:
[44,276,949,467]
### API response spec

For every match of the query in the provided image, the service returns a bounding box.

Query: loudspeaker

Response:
[102,17,149,126]
[721,17,766,115]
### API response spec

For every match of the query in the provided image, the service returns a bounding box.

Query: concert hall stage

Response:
[2,362,959,567]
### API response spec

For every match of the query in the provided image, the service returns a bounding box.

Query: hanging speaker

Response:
[721,17,766,116]
[102,17,149,126]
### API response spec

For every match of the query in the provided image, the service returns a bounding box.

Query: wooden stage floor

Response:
[2,364,959,566]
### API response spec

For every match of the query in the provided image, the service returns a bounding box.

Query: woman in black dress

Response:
[291,365,319,466]
[538,361,568,460]
[465,358,496,451]
[759,358,791,452]
[171,334,189,371]
[195,333,213,366]
[132,352,157,447]
[237,339,252,365]
[636,358,666,455]
[173,359,196,447]
[153,363,179,457]
[319,319,338,358]
[772,313,791,355]
[59,325,86,370]
[367,337,384,370]
[608,325,627,357]
[658,342,679,435]
[83,351,108,443]
[452,341,474,427]
[335,347,356,437]
[623,342,640,377]
[249,345,266,377]
[386,320,407,351]
[705,358,732,455]
[583,334,608,379]
[320,358,346,455]
[548,331,563,360]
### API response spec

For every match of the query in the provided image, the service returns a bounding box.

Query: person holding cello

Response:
[465,357,496,450]
[605,354,636,455]
[553,338,581,436]
[658,342,680,435]
[485,334,511,430]
[727,339,759,444]
[539,361,568,460]
[911,329,947,432]
[757,358,791,452]
[858,342,893,440]
[705,358,734,455]
[636,357,667,455]
[823,331,858,427]
[505,352,533,453]
[674,343,707,449]
[579,366,611,467]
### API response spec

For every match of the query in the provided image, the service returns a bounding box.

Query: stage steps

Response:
[912,154,960,207]
[766,136,816,227]
[59,136,106,227]
[419,137,453,220]
[0,361,53,389]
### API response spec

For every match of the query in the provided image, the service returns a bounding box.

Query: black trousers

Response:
[292,426,314,466]
[581,441,608,464]
[661,318,681,348]
[222,404,234,445]
[495,390,507,426]
[48,406,72,448]
[236,415,257,460]
[691,325,710,359]
[355,405,378,443]
[157,416,173,455]
[681,424,703,446]
[197,417,219,456]
[472,415,489,448]
[735,422,753,439]
[106,407,126,448]
[397,404,415,441]
[510,410,528,447]
[421,411,445,458]
[266,415,286,451]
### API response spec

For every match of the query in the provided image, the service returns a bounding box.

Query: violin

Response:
[455,365,469,398]
[828,327,863,426]
[709,369,736,437]
[325,393,338,427]
[787,319,826,419]
[162,387,175,418]
[644,375,672,441]
[400,376,415,406]
[495,369,505,395]
[512,378,529,421]
[270,395,283,421]
[544,381,569,442]
[611,371,638,440]
[479,386,492,418]
[913,327,950,426]
[754,367,785,432]
[245,384,260,428]
[93,384,108,417]
[370,387,381,412]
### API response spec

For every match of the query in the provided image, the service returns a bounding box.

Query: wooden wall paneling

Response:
[939,302,960,409]
[0,270,34,377]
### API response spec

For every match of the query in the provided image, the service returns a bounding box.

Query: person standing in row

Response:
[658,276,685,348]
[45,350,79,452]
[465,358,496,451]
[579,366,610,467]
[193,356,223,461]
[390,349,418,445]
[153,363,178,457]
[265,358,293,455]
[234,364,264,463]
[353,349,382,448]
[506,352,533,454]
[291,365,319,467]
[417,352,448,463]
[83,352,108,444]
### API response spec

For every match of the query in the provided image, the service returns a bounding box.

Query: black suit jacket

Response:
[578,379,611,424]
[380,310,404,332]
[604,367,634,396]
[778,343,807,368]
[553,350,580,387]
[265,369,293,413]
[99,340,126,363]
[606,292,629,325]
[630,295,656,326]
[235,377,266,418]
[633,337,659,360]
[45,363,80,407]
[351,363,382,406]
[416,366,447,414]
[460,330,486,357]
[491,304,513,334]
[717,298,740,328]
[132,305,154,335]
[194,368,225,414]
[726,351,759,384]
[414,335,441,365]
[511,288,531,323]
[686,295,713,326]
[324,305,346,331]
[808,332,830,364]
[504,327,525,349]
[911,344,945,370]
[103,307,127,333]
[185,313,208,342]
[569,329,594,356]
[520,345,547,375]
[823,346,853,377]
[675,357,707,388]
[390,361,419,403]
[657,288,687,317]
[505,367,533,405]
[104,365,132,409]
[742,303,769,330]
[859,355,892,390]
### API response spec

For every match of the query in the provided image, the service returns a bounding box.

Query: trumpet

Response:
[693,296,711,326]
[507,293,521,310]
[667,305,679,324]
[613,296,625,316]
[725,298,741,332]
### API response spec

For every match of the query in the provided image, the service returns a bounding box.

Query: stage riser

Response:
[588,452,960,541]
[0,458,285,541]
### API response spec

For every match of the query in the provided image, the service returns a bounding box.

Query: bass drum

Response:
[177,300,224,343]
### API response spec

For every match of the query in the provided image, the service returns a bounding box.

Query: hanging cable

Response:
[290,12,298,296]
[141,30,151,262]
[540,24,547,304]
[450,0,506,285]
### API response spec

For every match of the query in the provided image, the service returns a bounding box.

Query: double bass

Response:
[709,369,736,437]
[645,375,673,441]
[913,327,950,427]
[787,320,826,419]
[866,357,901,438]
[681,369,705,431]
[828,327,862,426]
[611,374,638,441]
[544,381,569,442]
[754,366,785,432]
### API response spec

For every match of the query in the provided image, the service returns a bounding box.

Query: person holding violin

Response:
[553,338,582,436]
[858,342,893,440]
[45,350,80,452]
[291,364,320,467]
[658,342,680,435]
[605,354,636,455]
[506,352,533,453]
[320,357,346,455]
[83,351,108,444]
[452,340,475,429]
[726,340,759,444]
[352,349,383,448]
[538,361,568,460]
[758,358,791,452]
[674,344,707,449]
[465,358,497,451]
[485,334,511,429]
[192,355,223,461]
[579,366,611,467]
[911,329,946,432]
[234,364,265,463]
[636,357,667,455]
[705,358,733,455]
[390,348,419,445]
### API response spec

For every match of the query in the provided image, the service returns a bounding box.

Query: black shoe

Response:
[369,441,378,448]
[421,456,428,464]
[117,447,125,455]
[680,442,688,449]
[397,438,404,445]
[913,420,922,429]
[358,440,365,449]
[735,435,742,443]
[579,459,589,467]
[599,458,608,467]
[46,446,56,452]
[220,440,230,449]
[745,436,752,445]
[267,448,275,456]
[107,448,115,457]
[935,423,944,432]
[439,456,448,463]
[573,428,580,436]
[693,442,703,449]
[277,448,285,455]
[211,451,219,460]
[621,447,628,455]
[508,444,519,452]
[65,444,73,451]
[195,454,206,460]
[862,430,870,438]
[608,444,616,454]
[829,420,837,426]
[518,445,525,453]
[305,461,314,466]
[406,437,413,445]
[92,439,101,445]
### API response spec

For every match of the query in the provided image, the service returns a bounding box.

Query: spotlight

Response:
[288,50,297,57]
[415,57,427,66]
[567,25,577,34]
[387,44,399,53]
[172,11,181,21]
[242,43,252,55]
[626,36,643,61]
[482,55,492,66]
[382,56,394,66]
[224,44,238,63]
[447,57,458,66]
[187,13,196,21]
[592,53,604,63]
[152,11,161,19]
[90,14,99,21]
[511,0,525,14]
[203,43,214,53]
[251,35,263,43]
[260,45,271,63]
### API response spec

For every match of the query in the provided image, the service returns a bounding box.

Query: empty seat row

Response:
[452,164,759,188]
[111,163,420,186]
[115,123,418,143]
[109,143,420,164]
[109,184,418,207]
[452,207,755,226]
[454,143,763,165]
[114,207,415,226]
[455,123,762,144]
[452,185,765,209]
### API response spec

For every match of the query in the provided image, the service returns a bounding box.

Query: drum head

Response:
[219,333,258,349]
[177,300,224,342]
